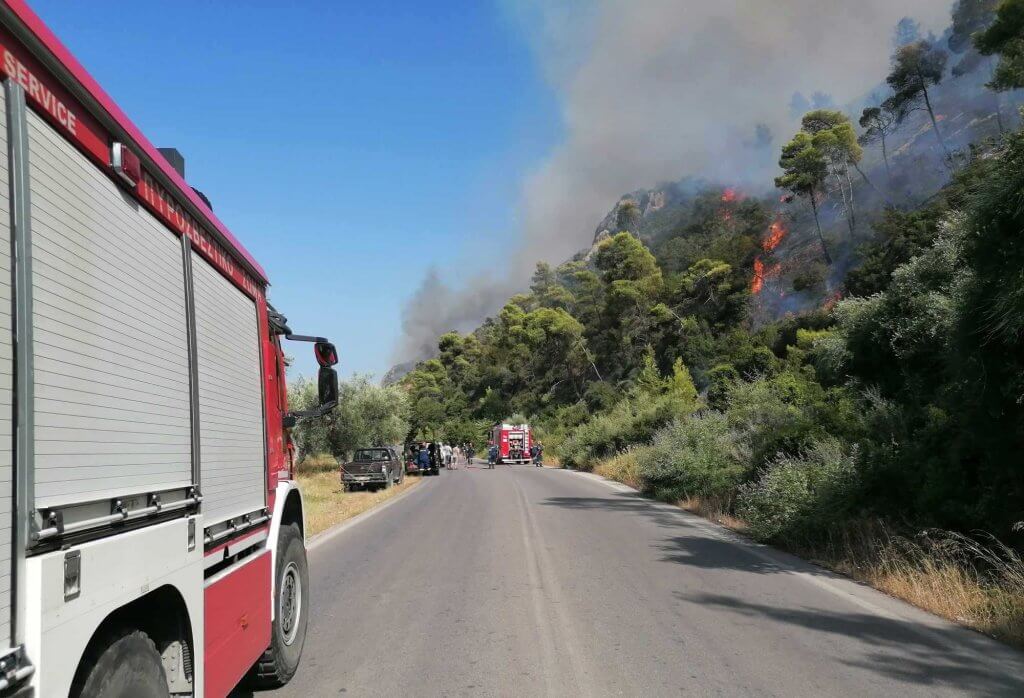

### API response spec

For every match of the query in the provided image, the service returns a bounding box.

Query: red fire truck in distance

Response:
[490,423,533,464]
[0,2,336,696]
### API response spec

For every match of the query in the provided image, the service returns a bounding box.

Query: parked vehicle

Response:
[0,4,337,695]
[490,423,533,464]
[341,447,404,490]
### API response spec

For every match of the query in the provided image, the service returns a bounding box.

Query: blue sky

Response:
[29,0,559,380]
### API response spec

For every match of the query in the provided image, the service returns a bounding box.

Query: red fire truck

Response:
[490,423,532,464]
[0,2,337,696]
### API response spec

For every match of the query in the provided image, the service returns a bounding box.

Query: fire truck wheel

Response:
[247,523,308,688]
[73,628,169,698]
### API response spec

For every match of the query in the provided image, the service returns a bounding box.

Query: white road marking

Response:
[308,478,427,551]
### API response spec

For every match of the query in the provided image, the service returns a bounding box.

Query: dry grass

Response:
[678,494,749,533]
[296,460,420,537]
[295,453,339,474]
[592,447,646,490]
[588,451,1024,648]
[807,523,1024,647]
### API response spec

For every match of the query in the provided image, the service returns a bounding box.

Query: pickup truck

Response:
[341,447,405,490]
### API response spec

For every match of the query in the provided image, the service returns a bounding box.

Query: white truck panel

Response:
[0,83,13,649]
[24,517,205,697]
[26,109,193,507]
[191,254,266,525]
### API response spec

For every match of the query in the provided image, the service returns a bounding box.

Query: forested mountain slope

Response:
[397,1,1024,546]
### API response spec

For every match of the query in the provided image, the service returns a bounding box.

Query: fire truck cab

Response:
[0,2,337,695]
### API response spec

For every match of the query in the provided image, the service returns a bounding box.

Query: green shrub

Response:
[637,412,751,502]
[584,381,619,411]
[560,411,620,468]
[725,371,864,466]
[725,373,822,465]
[806,329,851,386]
[560,393,692,469]
[737,438,859,544]
[705,364,739,411]
[743,347,779,377]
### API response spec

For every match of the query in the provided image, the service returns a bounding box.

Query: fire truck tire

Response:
[247,523,308,688]
[73,628,169,698]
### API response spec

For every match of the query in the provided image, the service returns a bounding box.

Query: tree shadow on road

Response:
[543,492,1024,694]
[657,533,786,574]
[543,493,800,574]
[545,493,862,579]
[680,592,1024,696]
[541,492,705,531]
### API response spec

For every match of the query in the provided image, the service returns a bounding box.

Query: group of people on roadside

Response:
[425,442,478,469]
[411,440,545,471]
[409,441,483,473]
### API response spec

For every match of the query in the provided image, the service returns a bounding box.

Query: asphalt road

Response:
[262,462,1024,697]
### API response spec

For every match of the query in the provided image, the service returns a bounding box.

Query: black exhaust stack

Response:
[157,147,212,210]
[158,147,185,177]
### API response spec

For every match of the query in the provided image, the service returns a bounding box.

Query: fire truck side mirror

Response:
[283,360,338,427]
[318,366,338,410]
[314,342,338,367]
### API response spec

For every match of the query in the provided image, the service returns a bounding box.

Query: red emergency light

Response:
[111,141,141,187]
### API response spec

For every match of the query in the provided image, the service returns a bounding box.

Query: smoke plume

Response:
[392,0,950,365]
[394,268,518,364]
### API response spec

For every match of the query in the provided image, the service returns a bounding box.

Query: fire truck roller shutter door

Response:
[0,84,14,650]
[26,107,193,507]
[190,253,265,526]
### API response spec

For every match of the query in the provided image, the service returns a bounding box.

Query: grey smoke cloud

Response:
[392,0,950,365]
[394,267,518,364]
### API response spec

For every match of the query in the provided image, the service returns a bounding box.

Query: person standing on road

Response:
[442,442,453,469]
[418,443,431,473]
[452,444,461,469]
[536,442,544,467]
[530,443,540,467]
[487,443,497,468]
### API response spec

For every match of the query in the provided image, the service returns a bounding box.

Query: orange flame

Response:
[721,188,739,203]
[751,257,781,295]
[751,258,764,294]
[823,290,843,310]
[763,219,786,252]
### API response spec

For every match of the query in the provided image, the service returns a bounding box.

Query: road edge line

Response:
[308,477,427,551]
[559,467,909,616]
[555,466,1024,655]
